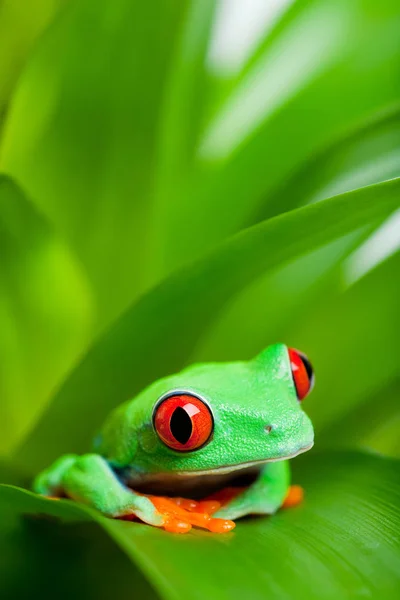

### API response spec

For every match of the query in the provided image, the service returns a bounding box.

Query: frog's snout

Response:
[264,425,273,434]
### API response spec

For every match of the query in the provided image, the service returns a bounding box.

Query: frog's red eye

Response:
[153,393,214,452]
[288,348,315,401]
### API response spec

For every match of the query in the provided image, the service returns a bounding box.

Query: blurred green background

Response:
[0,1,399,599]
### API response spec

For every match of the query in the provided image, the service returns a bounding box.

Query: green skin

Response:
[34,344,314,525]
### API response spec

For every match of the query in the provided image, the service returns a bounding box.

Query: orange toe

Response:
[282,485,304,508]
[164,517,192,533]
[207,518,235,533]
[141,493,235,534]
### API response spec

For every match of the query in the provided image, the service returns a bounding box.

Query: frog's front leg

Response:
[33,454,163,526]
[213,460,291,520]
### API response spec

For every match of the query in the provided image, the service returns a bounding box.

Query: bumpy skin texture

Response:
[33,344,314,529]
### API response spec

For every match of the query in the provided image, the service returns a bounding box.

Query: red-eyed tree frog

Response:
[34,344,314,533]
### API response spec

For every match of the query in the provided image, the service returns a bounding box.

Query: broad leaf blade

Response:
[154,0,400,273]
[1,452,399,600]
[0,470,156,600]
[255,105,400,221]
[194,108,400,363]
[16,178,400,469]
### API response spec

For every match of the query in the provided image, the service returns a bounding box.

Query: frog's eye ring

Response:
[288,348,315,400]
[153,392,214,452]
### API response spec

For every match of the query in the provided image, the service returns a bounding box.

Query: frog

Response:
[33,343,314,533]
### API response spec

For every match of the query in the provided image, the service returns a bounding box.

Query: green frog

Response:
[34,344,314,533]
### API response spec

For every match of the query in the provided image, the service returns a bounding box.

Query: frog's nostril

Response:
[264,425,273,434]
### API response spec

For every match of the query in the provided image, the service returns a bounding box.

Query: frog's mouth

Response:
[126,443,312,498]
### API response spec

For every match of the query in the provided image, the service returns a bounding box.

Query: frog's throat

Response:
[173,442,313,477]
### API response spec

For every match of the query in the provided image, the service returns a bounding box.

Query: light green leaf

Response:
[256,105,400,221]
[15,178,400,470]
[148,0,217,282]
[193,232,362,362]
[194,107,400,365]
[0,176,92,452]
[1,0,190,327]
[0,0,67,125]
[154,0,400,274]
[1,451,399,600]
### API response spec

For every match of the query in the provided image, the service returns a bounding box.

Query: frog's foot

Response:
[208,484,304,519]
[281,485,304,509]
[121,493,235,534]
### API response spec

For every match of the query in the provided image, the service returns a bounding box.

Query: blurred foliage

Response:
[0,176,92,451]
[0,0,68,127]
[0,0,399,598]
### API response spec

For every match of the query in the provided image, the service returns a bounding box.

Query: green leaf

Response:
[193,232,362,362]
[289,250,400,435]
[2,451,399,599]
[322,377,400,455]
[0,471,157,600]
[0,176,92,452]
[256,105,400,221]
[194,108,400,363]
[148,0,217,282]
[153,0,400,273]
[0,0,67,126]
[1,0,190,326]
[15,178,400,470]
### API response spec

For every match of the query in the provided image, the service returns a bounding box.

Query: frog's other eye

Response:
[288,348,315,400]
[153,393,214,452]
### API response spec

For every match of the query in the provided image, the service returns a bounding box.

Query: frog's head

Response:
[121,343,314,476]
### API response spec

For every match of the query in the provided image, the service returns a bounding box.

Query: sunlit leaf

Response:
[194,233,361,362]
[15,178,400,470]
[1,451,399,600]
[153,0,400,274]
[0,0,67,127]
[0,176,92,452]
[255,105,400,221]
[0,0,190,327]
[194,107,400,365]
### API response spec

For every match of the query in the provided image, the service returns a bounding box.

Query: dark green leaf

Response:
[0,493,156,600]
[290,250,400,434]
[322,376,400,455]
[2,451,399,600]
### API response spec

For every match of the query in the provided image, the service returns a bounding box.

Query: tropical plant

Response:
[0,1,399,599]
